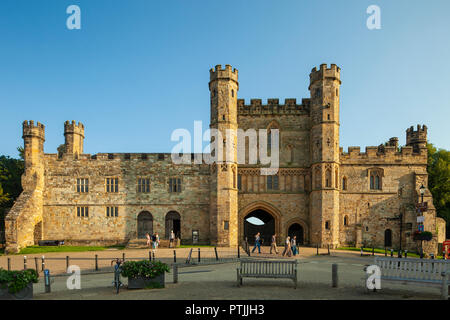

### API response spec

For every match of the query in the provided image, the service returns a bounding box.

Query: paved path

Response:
[25,249,444,300]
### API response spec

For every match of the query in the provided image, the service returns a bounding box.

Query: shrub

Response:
[413,231,433,241]
[121,260,170,279]
[0,268,39,294]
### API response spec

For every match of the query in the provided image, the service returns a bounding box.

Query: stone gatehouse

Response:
[5,64,446,254]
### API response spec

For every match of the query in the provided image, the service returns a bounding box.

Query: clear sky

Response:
[1,0,449,158]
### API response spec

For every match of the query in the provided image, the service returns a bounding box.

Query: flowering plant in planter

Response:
[0,268,39,294]
[413,231,433,241]
[121,260,170,279]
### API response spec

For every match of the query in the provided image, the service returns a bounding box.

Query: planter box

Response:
[0,282,33,300]
[127,273,165,289]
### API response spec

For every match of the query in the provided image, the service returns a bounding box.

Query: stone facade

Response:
[5,64,446,254]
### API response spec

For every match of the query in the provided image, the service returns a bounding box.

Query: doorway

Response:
[137,211,153,239]
[288,223,304,245]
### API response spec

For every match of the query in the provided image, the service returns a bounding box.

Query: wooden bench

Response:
[367,257,450,299]
[237,259,298,288]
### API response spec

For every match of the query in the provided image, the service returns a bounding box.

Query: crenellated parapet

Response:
[22,120,45,141]
[64,120,85,137]
[209,64,238,86]
[340,145,427,164]
[237,98,310,116]
[406,124,427,152]
[309,63,341,89]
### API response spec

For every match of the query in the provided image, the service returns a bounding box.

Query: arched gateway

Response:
[239,202,281,246]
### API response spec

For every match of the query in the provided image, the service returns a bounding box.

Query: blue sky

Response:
[1,0,449,157]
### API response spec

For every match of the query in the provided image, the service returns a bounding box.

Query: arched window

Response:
[315,168,321,189]
[343,215,348,226]
[342,177,347,190]
[335,169,339,188]
[368,168,383,190]
[325,169,331,188]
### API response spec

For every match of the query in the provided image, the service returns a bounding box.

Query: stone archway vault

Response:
[239,201,282,245]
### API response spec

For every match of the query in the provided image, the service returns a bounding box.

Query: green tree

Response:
[427,143,450,233]
[0,148,25,238]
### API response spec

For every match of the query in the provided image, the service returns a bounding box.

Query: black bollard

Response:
[214,247,219,261]
[152,251,155,260]
[198,248,201,263]
[372,247,375,256]
[7,258,11,271]
[122,253,126,262]
[23,256,27,270]
[41,256,45,271]
[95,254,98,271]
[327,244,330,255]
[404,250,408,258]
[173,250,177,263]
[390,249,394,257]
[66,256,70,270]
[237,246,240,259]
[149,251,152,261]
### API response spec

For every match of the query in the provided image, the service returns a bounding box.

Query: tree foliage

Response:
[427,143,450,228]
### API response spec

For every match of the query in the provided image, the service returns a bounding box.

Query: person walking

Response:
[169,230,175,248]
[282,236,292,257]
[270,234,279,254]
[291,236,297,256]
[251,232,261,254]
[145,232,151,247]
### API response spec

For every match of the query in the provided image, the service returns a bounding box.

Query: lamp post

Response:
[419,184,425,204]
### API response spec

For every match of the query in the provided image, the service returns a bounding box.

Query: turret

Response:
[308,64,341,248]
[208,64,239,247]
[22,120,45,170]
[406,125,427,153]
[64,120,85,156]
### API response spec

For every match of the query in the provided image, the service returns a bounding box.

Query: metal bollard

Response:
[173,250,177,263]
[7,258,11,271]
[66,256,70,270]
[360,247,363,257]
[122,253,126,262]
[237,246,240,259]
[95,254,98,271]
[41,256,45,271]
[44,269,51,293]
[390,249,394,257]
[214,247,219,261]
[404,250,408,258]
[23,256,27,270]
[384,247,387,256]
[149,251,152,261]
[173,264,178,284]
[332,264,338,288]
[327,244,330,255]
[152,252,155,260]
[198,248,201,263]
[372,247,375,256]
[431,253,435,260]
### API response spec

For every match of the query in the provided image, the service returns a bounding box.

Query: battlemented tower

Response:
[309,64,341,248]
[64,120,85,157]
[5,121,46,253]
[208,65,239,247]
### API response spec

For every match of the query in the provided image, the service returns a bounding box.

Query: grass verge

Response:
[336,247,422,258]
[17,245,125,255]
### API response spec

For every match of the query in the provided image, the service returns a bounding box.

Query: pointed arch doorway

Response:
[137,211,153,239]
